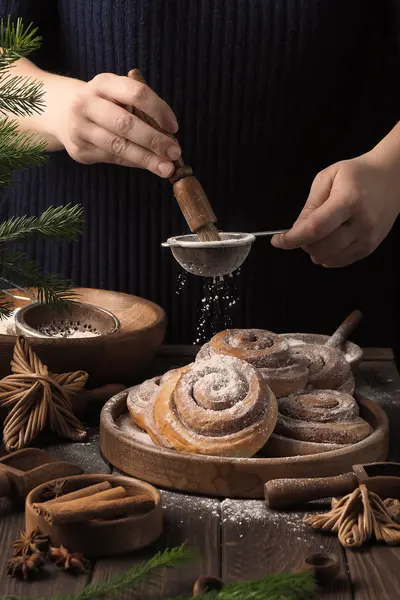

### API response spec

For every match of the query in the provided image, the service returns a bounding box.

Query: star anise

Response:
[40,479,68,502]
[12,529,50,557]
[7,553,46,580]
[49,546,90,574]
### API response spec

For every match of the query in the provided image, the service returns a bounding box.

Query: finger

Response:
[69,143,141,168]
[90,73,178,133]
[272,168,335,249]
[271,190,352,250]
[321,241,363,268]
[80,122,175,177]
[82,96,181,161]
[304,220,356,264]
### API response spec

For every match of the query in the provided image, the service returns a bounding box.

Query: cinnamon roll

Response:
[290,343,355,394]
[127,367,185,448]
[197,329,308,398]
[264,389,372,456]
[129,355,278,457]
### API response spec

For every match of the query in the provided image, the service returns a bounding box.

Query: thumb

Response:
[271,166,337,249]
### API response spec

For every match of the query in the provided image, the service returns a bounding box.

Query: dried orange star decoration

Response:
[0,337,88,451]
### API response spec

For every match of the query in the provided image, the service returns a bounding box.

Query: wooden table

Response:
[1,347,400,599]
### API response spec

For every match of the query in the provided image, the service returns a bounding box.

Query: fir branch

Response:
[169,571,317,600]
[78,545,197,600]
[0,204,84,244]
[0,17,42,72]
[0,551,317,600]
[0,118,45,187]
[0,545,196,600]
[0,249,77,311]
[0,74,44,116]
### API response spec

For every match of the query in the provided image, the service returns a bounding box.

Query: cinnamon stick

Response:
[44,481,112,505]
[41,494,155,525]
[33,486,127,517]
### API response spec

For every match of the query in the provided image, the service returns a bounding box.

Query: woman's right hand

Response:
[55,72,181,177]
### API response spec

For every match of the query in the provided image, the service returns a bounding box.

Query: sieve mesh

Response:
[37,319,101,338]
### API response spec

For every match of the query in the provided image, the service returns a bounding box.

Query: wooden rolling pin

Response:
[127,69,220,242]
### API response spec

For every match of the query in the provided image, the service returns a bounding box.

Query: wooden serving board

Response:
[100,390,389,499]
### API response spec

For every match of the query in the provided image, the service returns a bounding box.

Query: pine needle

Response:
[0,17,84,311]
[0,545,196,600]
[169,571,317,600]
[0,204,84,243]
[0,17,42,72]
[0,249,77,311]
[0,74,44,117]
[0,118,46,187]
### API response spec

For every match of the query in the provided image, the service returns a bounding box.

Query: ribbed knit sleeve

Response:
[2,0,400,348]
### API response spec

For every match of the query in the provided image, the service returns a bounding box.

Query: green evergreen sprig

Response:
[0,16,84,316]
[0,118,46,187]
[0,74,44,117]
[0,17,42,71]
[0,204,84,243]
[170,570,317,600]
[0,248,77,310]
[0,545,317,600]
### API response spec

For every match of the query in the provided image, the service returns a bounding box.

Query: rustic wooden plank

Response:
[91,490,221,599]
[346,546,400,600]
[0,498,90,597]
[361,348,394,361]
[221,499,352,599]
[356,360,400,461]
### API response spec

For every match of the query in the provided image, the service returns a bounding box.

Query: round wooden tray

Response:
[26,474,163,558]
[100,390,389,499]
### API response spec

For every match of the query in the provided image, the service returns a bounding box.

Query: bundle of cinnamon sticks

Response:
[33,481,155,526]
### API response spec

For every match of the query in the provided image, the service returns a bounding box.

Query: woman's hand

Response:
[271,152,400,267]
[54,72,181,177]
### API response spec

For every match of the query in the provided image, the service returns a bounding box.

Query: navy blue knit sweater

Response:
[0,0,399,347]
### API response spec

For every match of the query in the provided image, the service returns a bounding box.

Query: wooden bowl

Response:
[281,332,363,371]
[0,288,166,386]
[25,474,163,558]
[100,389,389,499]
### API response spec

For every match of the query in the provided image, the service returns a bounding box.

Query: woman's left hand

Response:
[271,153,400,267]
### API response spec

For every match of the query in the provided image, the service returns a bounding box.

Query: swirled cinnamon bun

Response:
[290,343,355,394]
[264,389,371,456]
[197,329,308,398]
[127,367,186,448]
[129,355,278,457]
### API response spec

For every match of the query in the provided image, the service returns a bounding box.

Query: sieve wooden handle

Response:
[127,69,218,236]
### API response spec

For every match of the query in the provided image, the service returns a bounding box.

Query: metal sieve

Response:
[15,301,120,339]
[162,229,289,278]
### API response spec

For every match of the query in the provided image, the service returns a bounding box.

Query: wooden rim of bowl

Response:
[100,389,388,469]
[26,473,162,526]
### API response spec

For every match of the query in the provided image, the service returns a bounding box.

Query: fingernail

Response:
[271,235,280,247]
[158,162,173,177]
[167,145,181,160]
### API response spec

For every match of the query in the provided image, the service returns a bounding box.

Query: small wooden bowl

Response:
[25,474,163,558]
[0,287,166,386]
[281,332,363,371]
